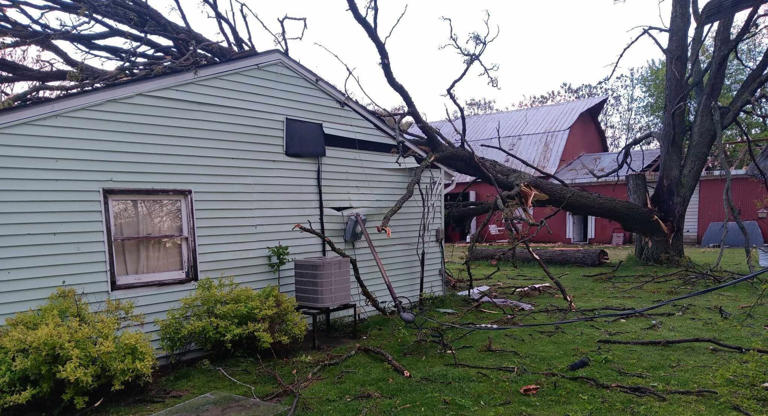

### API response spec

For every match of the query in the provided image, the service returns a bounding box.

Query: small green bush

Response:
[266,243,291,274]
[157,278,307,358]
[0,288,156,410]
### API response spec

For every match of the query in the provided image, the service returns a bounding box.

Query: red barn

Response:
[437,96,609,242]
[437,97,768,245]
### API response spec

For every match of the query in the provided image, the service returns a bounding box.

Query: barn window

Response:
[103,189,197,289]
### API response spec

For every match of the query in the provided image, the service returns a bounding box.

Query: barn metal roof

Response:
[412,96,608,183]
[747,142,768,179]
[554,148,661,184]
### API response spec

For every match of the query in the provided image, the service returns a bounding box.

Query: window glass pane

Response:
[114,238,184,276]
[112,199,182,237]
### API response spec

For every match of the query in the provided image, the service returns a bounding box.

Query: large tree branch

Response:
[346,0,670,242]
[0,0,309,107]
[434,149,668,238]
[346,0,451,152]
[378,155,435,233]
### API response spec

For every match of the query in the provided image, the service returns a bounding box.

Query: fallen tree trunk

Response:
[470,247,609,266]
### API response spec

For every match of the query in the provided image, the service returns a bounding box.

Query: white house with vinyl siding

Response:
[0,50,447,350]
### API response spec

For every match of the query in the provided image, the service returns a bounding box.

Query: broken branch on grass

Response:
[286,391,300,416]
[422,267,768,331]
[732,404,755,416]
[597,337,768,354]
[266,343,409,408]
[448,362,522,374]
[305,345,411,379]
[447,359,715,401]
[537,371,717,401]
[358,345,412,377]
[583,261,624,277]
[506,220,576,311]
[481,337,521,356]
[217,367,258,399]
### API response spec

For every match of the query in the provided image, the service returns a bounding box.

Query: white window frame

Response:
[103,189,197,290]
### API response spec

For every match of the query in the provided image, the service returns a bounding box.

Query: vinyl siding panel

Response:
[0,61,444,352]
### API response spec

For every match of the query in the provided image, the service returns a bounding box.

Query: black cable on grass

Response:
[418,267,768,331]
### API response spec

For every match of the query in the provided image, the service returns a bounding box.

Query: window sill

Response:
[112,277,196,291]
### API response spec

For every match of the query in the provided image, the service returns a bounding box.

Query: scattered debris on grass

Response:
[481,337,521,356]
[458,285,534,310]
[448,362,522,374]
[583,260,624,277]
[535,371,718,401]
[512,283,556,297]
[519,384,540,395]
[566,356,591,371]
[597,338,768,354]
[732,404,755,416]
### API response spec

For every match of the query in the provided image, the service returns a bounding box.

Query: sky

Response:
[182,0,672,120]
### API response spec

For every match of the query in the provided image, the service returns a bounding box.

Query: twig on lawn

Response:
[422,266,768,331]
[265,344,411,405]
[536,371,717,401]
[732,404,754,416]
[449,265,503,286]
[481,337,521,356]
[286,391,300,416]
[446,359,715,401]
[739,281,768,321]
[583,261,624,277]
[263,349,359,401]
[528,305,634,315]
[358,345,412,377]
[597,338,768,354]
[448,362,522,374]
[611,367,650,378]
[217,367,258,399]
[507,221,576,311]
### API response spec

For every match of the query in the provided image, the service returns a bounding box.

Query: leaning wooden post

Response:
[626,173,649,260]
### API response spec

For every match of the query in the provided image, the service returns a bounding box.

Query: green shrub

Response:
[266,243,291,275]
[157,278,307,358]
[0,288,156,410]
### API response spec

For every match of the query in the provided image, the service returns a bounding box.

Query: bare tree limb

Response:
[0,0,308,106]
[379,155,435,233]
[598,337,768,354]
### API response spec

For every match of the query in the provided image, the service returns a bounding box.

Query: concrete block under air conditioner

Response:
[294,256,351,307]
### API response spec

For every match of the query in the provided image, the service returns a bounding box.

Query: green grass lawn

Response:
[90,246,768,416]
